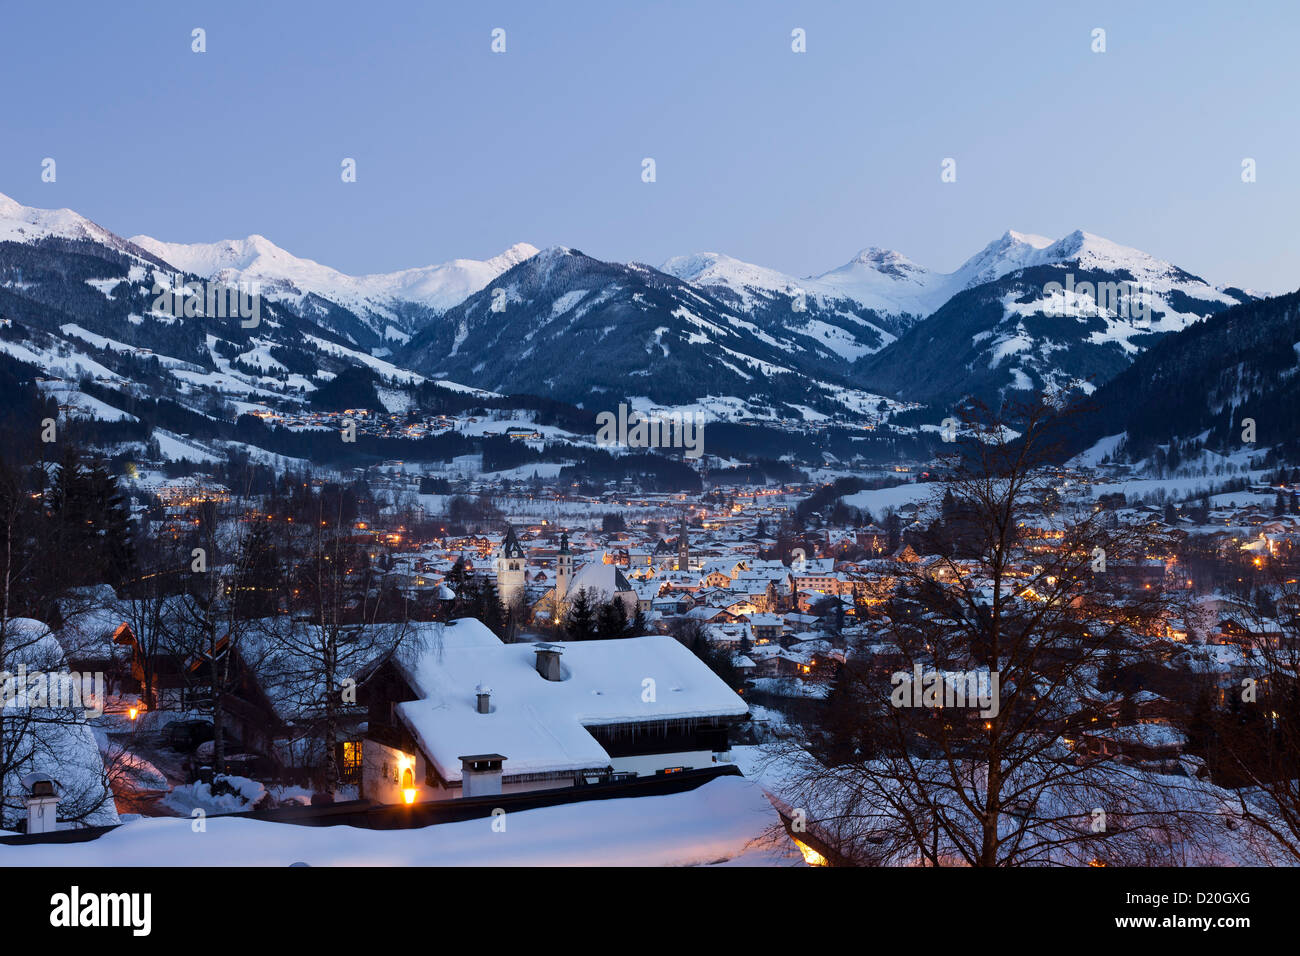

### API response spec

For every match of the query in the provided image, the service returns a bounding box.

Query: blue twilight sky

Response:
[1,0,1296,292]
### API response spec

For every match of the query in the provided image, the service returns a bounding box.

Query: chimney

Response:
[476,683,492,714]
[22,773,59,835]
[534,643,564,681]
[459,754,505,798]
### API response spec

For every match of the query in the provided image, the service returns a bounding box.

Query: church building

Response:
[496,525,527,608]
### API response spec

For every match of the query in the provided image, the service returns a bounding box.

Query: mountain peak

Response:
[0,191,125,249]
[1001,229,1054,248]
[661,251,727,278]
[481,241,540,272]
[848,246,916,268]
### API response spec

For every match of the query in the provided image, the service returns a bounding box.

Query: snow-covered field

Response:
[4,776,797,867]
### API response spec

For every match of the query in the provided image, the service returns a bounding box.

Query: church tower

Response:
[556,530,573,600]
[677,510,690,572]
[496,525,526,608]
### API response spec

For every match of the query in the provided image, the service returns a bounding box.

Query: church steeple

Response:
[497,525,526,607]
[501,524,525,558]
[677,510,689,572]
[556,530,573,598]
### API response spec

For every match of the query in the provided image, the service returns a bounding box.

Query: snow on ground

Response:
[1099,474,1271,504]
[267,785,315,807]
[172,366,282,399]
[48,389,137,422]
[455,414,586,443]
[1,338,119,381]
[1209,490,1278,508]
[236,341,287,373]
[60,323,142,354]
[845,470,1277,515]
[432,379,502,398]
[1068,433,1126,467]
[749,677,831,699]
[5,776,797,867]
[304,335,424,385]
[162,776,267,815]
[153,429,221,463]
[101,743,170,793]
[486,462,569,480]
[793,318,879,362]
[377,387,414,414]
[841,482,932,514]
[220,442,314,474]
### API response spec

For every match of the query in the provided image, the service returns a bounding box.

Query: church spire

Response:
[501,524,525,558]
[677,510,689,572]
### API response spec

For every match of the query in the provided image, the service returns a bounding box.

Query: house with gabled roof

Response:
[359,619,748,802]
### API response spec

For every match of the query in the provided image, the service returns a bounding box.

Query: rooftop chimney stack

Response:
[22,773,59,835]
[476,683,492,714]
[534,643,564,681]
[459,754,505,798]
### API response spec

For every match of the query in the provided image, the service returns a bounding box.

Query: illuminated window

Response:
[341,741,363,783]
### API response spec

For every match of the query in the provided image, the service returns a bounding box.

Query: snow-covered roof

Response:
[565,561,632,600]
[395,620,748,782]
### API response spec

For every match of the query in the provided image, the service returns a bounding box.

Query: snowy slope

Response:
[661,252,811,310]
[0,191,157,260]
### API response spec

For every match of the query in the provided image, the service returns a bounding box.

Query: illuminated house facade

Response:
[358,618,748,803]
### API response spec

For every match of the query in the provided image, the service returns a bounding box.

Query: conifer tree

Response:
[565,587,597,641]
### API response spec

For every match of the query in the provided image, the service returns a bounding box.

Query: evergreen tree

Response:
[564,587,597,640]
[596,596,629,639]
[476,578,506,637]
[885,512,901,554]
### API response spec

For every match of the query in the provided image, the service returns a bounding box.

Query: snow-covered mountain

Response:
[0,191,162,260]
[853,235,1254,408]
[0,188,1265,435]
[660,251,911,360]
[401,246,898,418]
[667,233,1058,320]
[661,252,812,310]
[666,228,1254,409]
[667,229,1199,322]
[0,191,450,454]
[130,232,539,342]
[807,246,951,317]
[1063,288,1300,462]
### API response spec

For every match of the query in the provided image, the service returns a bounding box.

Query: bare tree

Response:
[269,492,416,796]
[1195,573,1300,862]
[781,399,1215,865]
[0,616,116,830]
[160,493,274,774]
[114,518,191,710]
